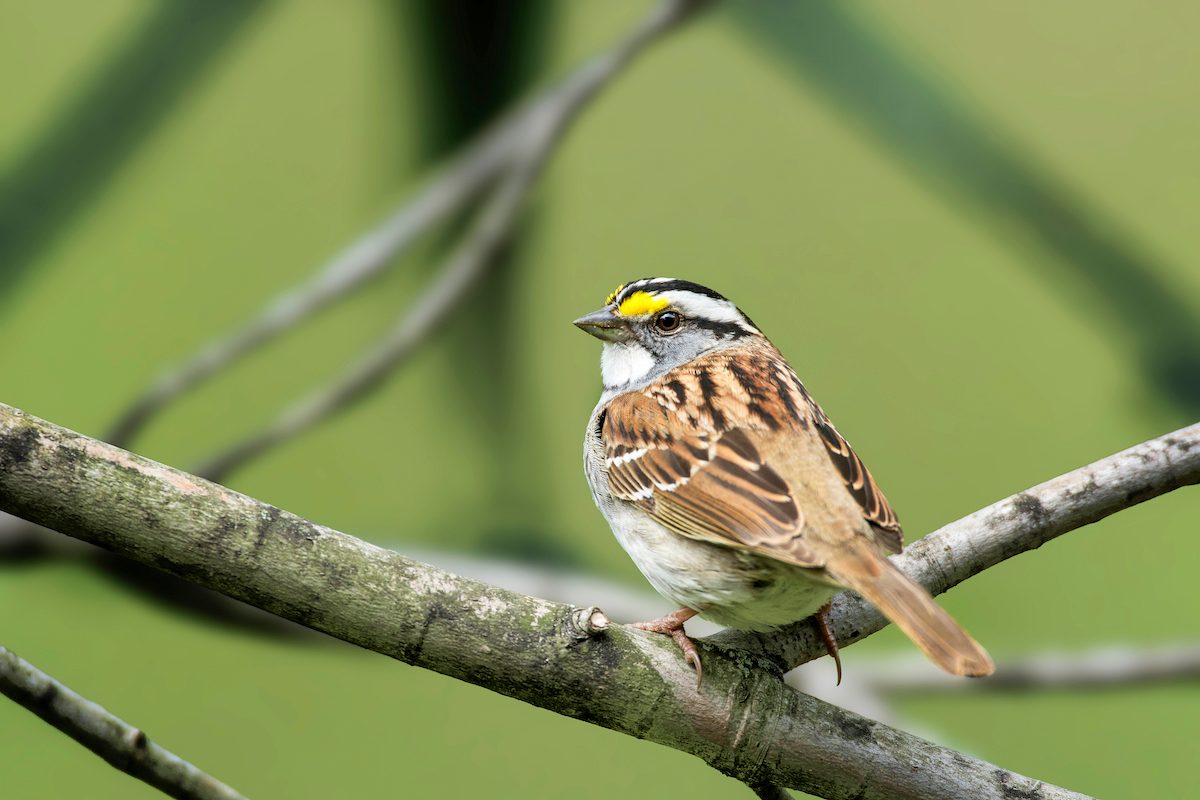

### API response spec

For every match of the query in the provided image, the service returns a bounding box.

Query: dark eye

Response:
[654,311,682,334]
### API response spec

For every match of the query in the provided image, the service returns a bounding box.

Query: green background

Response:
[1,2,1197,797]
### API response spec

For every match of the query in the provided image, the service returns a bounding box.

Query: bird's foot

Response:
[631,608,703,688]
[811,602,843,685]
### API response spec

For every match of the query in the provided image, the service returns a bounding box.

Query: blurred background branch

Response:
[192,0,710,482]
[733,2,1200,417]
[0,1,268,307]
[102,106,513,450]
[0,0,711,620]
[2,2,1197,796]
[793,642,1200,739]
[850,643,1200,694]
[398,550,1200,695]
[402,0,557,563]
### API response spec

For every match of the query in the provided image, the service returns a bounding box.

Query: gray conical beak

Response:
[573,307,631,342]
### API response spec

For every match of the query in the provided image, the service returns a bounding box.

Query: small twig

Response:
[0,645,246,800]
[713,423,1200,671]
[191,0,710,482]
[566,606,611,640]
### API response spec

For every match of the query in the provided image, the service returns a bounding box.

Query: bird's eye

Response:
[654,311,682,334]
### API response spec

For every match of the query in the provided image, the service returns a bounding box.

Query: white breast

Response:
[582,401,835,631]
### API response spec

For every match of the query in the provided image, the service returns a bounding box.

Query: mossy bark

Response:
[0,404,1100,799]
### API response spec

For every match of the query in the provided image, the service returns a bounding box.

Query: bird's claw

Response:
[813,602,843,686]
[670,627,704,688]
[630,608,703,689]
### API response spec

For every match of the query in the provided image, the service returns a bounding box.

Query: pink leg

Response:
[631,608,703,688]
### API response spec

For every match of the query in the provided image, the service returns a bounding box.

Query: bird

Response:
[575,277,993,686]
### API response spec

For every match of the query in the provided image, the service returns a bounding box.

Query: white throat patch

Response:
[601,343,655,389]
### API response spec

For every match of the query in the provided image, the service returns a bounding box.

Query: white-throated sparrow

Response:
[577,278,993,685]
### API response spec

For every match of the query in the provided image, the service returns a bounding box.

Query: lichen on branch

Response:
[0,401,1116,799]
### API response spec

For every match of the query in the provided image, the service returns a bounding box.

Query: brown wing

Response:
[603,346,901,565]
[600,347,991,678]
[603,352,821,566]
[799,387,904,553]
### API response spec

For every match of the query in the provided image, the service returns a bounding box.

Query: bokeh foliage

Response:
[1,2,1197,797]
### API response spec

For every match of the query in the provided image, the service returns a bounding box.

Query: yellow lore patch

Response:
[617,291,669,317]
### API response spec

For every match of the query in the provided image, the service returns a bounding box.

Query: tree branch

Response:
[0,0,711,581]
[107,0,709,456]
[103,124,507,449]
[0,645,246,800]
[713,423,1200,670]
[0,402,1097,799]
[392,551,1200,694]
[399,545,722,638]
[190,0,709,482]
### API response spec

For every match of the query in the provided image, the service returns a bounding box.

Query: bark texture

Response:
[0,403,1157,798]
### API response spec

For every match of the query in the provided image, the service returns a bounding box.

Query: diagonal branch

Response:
[0,0,711,569]
[103,124,508,449]
[107,0,710,454]
[734,3,1200,416]
[0,2,267,306]
[190,0,710,482]
[0,401,1157,798]
[712,423,1200,670]
[190,149,543,481]
[0,645,246,800]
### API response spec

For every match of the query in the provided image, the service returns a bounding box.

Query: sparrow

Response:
[576,278,993,686]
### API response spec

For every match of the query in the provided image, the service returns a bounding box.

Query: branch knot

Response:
[566,606,610,640]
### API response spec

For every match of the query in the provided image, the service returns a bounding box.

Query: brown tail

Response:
[826,543,994,677]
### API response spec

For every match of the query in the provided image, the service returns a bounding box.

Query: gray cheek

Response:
[631,326,658,352]
[661,330,715,365]
[636,327,688,360]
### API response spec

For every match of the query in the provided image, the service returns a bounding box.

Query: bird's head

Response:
[574,278,762,390]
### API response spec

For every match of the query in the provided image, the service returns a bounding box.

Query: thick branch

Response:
[713,423,1200,670]
[0,645,245,800]
[0,403,1092,799]
[386,553,1200,693]
[0,0,709,584]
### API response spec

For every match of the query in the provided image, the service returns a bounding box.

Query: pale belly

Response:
[602,501,837,632]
